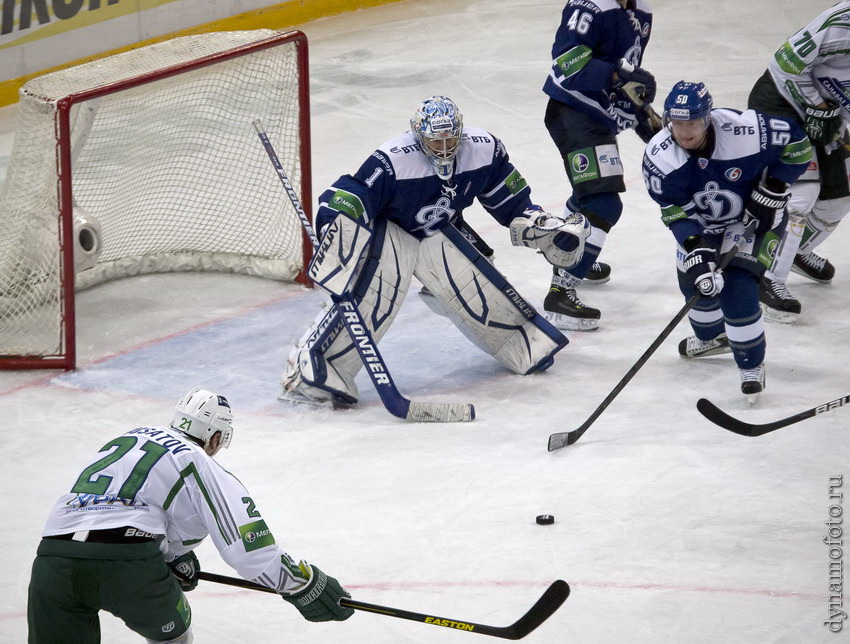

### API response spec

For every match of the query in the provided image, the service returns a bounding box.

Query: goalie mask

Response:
[410,95,463,180]
[171,387,233,449]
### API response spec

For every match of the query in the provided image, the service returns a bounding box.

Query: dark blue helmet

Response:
[663,81,713,126]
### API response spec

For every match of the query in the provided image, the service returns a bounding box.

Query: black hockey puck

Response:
[536,514,555,525]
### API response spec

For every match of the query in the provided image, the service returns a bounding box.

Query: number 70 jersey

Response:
[641,108,812,234]
[41,425,309,592]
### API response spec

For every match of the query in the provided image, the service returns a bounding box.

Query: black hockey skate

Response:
[791,251,835,283]
[583,261,611,285]
[740,364,766,404]
[759,278,801,323]
[543,286,600,331]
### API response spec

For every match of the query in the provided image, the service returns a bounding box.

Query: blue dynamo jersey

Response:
[315,127,533,239]
[543,0,653,133]
[641,109,812,244]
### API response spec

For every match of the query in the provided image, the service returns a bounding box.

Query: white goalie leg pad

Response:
[307,213,372,296]
[282,222,418,404]
[415,225,567,374]
[798,195,850,253]
[281,301,360,406]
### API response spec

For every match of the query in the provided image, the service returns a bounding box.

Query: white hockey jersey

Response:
[41,425,310,593]
[769,1,850,116]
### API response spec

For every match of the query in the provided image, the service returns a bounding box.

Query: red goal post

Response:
[0,30,313,370]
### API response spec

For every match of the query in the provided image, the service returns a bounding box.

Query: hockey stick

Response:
[548,221,756,451]
[253,120,474,422]
[198,571,569,640]
[696,394,850,437]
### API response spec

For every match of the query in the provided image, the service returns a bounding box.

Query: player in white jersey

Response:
[748,1,850,322]
[28,388,352,643]
[642,82,812,401]
[281,96,590,408]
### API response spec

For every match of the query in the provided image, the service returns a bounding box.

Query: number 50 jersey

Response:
[641,108,812,244]
[41,425,310,593]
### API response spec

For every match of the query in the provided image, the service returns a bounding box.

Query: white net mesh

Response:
[0,30,309,361]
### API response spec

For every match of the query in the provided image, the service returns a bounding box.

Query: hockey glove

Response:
[168,551,200,592]
[281,561,354,622]
[803,101,842,146]
[683,240,724,297]
[744,182,789,234]
[634,107,663,143]
[509,206,590,268]
[613,59,657,104]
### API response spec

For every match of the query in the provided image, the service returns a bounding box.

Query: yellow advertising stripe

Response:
[0,0,404,107]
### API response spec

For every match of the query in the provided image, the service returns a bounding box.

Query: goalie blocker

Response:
[283,216,569,407]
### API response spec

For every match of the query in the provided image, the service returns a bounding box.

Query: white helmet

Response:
[170,387,233,449]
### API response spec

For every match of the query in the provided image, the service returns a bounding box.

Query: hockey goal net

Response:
[0,29,312,370]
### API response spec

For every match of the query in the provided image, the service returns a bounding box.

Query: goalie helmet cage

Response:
[0,29,313,370]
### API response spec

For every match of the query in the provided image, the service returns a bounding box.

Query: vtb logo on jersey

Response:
[693,181,743,222]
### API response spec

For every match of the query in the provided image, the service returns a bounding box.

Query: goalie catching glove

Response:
[510,206,589,268]
[281,561,354,622]
[683,237,724,297]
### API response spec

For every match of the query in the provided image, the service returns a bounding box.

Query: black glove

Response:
[683,239,723,297]
[282,563,354,622]
[613,58,656,104]
[168,551,200,592]
[744,182,789,234]
[803,101,842,146]
[635,108,662,143]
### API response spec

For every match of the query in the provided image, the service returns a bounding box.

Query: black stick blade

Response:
[696,398,762,436]
[696,398,819,437]
[505,579,570,639]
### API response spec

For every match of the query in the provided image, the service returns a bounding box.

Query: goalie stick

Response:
[198,571,570,640]
[548,219,756,451]
[253,120,474,422]
[696,394,850,437]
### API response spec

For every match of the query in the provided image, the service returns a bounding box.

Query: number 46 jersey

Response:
[41,425,310,593]
[641,108,811,243]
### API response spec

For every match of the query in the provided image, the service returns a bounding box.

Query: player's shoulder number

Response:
[567,9,592,34]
